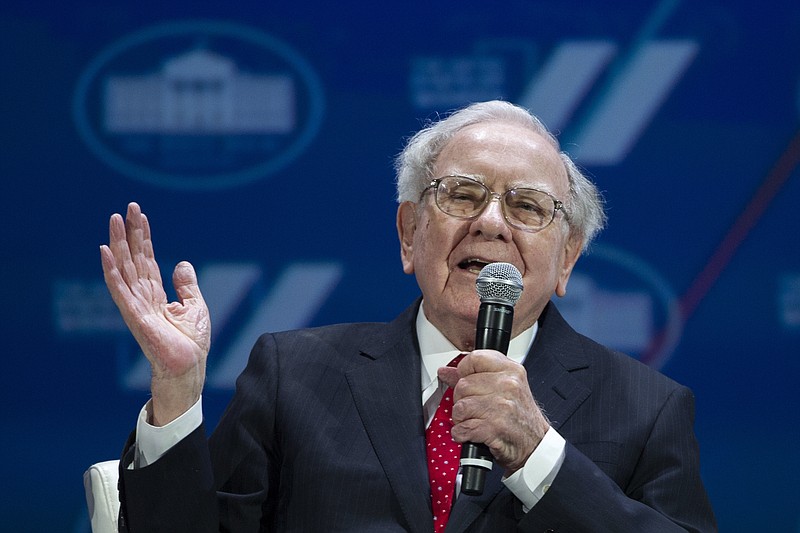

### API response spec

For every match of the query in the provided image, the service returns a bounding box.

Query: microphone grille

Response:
[476,262,523,306]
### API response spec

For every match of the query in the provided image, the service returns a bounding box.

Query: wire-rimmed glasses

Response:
[423,175,567,232]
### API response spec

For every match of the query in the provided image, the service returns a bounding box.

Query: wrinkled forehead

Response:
[434,121,569,196]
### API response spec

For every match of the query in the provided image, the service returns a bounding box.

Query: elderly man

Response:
[101,100,716,532]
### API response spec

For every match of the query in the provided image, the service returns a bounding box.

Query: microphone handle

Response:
[460,301,513,496]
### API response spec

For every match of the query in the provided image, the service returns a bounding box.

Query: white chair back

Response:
[83,460,121,533]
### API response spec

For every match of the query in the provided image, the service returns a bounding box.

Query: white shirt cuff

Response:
[502,426,566,512]
[133,396,203,468]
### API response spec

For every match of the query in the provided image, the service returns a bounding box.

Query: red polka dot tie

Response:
[426,354,464,533]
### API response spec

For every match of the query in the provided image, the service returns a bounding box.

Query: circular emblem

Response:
[73,20,324,190]
[557,244,683,370]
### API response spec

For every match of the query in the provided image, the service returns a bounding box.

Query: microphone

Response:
[460,262,523,496]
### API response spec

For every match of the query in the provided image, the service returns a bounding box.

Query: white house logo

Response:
[73,21,324,190]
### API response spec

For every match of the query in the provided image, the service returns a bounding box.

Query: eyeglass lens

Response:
[435,176,555,230]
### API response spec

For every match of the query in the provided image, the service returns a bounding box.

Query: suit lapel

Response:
[447,302,592,532]
[346,303,434,533]
[525,302,592,431]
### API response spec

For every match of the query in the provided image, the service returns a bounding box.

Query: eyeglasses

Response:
[423,175,567,233]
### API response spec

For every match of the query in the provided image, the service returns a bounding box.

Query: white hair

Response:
[394,100,606,250]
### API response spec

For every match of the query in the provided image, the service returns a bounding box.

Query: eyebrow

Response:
[449,172,484,183]
[446,173,556,194]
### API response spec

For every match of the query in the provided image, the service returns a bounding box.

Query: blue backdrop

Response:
[2,1,799,531]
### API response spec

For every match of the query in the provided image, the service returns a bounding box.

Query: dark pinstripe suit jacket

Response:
[119,300,717,532]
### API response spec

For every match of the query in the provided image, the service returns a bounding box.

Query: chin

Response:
[451,298,481,325]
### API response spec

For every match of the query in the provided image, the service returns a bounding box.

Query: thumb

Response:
[172,261,202,302]
[437,366,460,389]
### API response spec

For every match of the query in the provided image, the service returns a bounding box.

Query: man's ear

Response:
[397,201,417,274]
[555,234,583,297]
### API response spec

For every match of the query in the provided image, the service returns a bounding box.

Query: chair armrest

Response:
[83,460,121,533]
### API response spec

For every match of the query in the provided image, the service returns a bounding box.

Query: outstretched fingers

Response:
[100,242,129,305]
[124,203,159,285]
[102,203,168,315]
[108,211,138,288]
[140,213,163,287]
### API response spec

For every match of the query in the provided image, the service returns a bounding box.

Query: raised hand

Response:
[437,350,550,474]
[100,202,210,426]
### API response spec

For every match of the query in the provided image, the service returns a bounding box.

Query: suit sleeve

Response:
[516,386,717,533]
[117,333,279,532]
[118,424,219,533]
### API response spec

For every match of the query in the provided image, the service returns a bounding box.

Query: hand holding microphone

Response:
[437,262,549,495]
[460,262,523,496]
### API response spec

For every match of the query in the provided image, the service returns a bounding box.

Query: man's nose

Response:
[471,195,512,240]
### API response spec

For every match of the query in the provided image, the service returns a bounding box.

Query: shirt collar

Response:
[416,301,538,393]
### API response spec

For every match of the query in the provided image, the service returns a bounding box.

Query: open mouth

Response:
[457,258,491,274]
